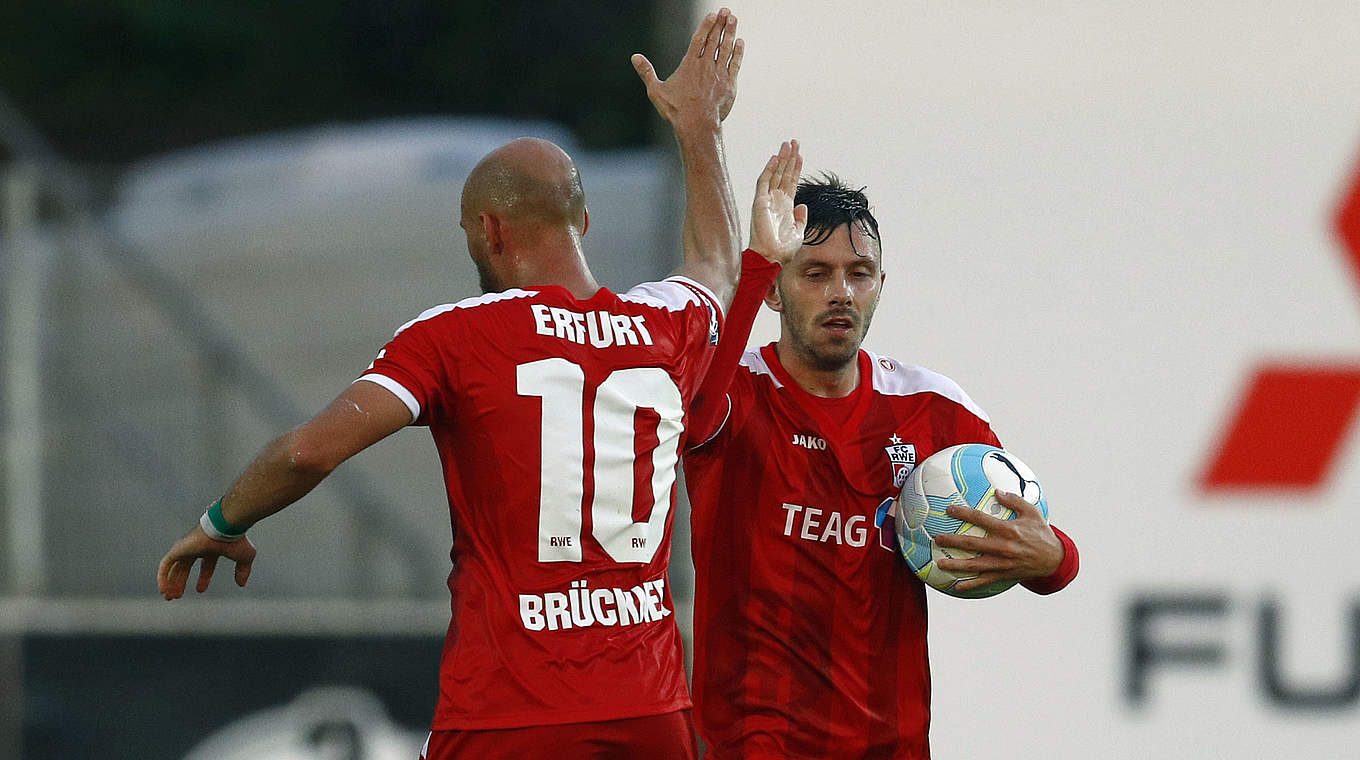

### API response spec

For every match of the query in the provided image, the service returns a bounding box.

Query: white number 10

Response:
[516,358,684,564]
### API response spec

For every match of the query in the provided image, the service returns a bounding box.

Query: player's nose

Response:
[826,275,854,304]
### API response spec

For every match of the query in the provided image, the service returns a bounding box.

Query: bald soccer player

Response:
[156,10,796,759]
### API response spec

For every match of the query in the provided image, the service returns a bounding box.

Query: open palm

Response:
[750,139,807,265]
[632,9,744,129]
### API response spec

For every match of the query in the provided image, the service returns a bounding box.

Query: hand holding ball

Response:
[893,444,1049,599]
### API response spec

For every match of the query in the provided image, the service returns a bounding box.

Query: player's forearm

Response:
[207,382,410,532]
[216,428,337,528]
[675,123,742,308]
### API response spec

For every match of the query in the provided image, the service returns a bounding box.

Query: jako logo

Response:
[1200,151,1360,490]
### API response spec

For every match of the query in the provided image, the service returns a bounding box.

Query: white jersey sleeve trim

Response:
[665,275,725,320]
[866,350,991,423]
[622,277,725,320]
[355,374,420,423]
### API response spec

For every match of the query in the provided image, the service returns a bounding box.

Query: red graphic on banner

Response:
[1199,159,1360,490]
[1201,365,1360,489]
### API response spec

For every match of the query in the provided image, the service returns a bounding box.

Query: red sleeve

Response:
[360,316,453,426]
[1021,524,1079,595]
[687,250,780,447]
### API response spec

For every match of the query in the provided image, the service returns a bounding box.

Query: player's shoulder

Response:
[391,289,540,337]
[864,349,991,424]
[620,276,723,316]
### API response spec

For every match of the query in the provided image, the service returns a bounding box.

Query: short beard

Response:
[785,304,877,372]
[791,329,863,372]
[773,271,880,372]
[474,257,499,294]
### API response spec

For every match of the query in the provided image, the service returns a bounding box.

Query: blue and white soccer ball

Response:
[893,444,1049,599]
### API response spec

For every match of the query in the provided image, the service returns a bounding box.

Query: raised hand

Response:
[750,140,808,266]
[933,490,1063,593]
[631,8,744,131]
[157,527,256,600]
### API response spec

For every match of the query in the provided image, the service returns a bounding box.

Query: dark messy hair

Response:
[794,172,880,255]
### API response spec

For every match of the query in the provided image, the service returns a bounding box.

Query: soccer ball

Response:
[893,443,1048,599]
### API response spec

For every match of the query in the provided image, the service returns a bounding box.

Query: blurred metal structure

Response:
[3,162,47,594]
[0,93,445,597]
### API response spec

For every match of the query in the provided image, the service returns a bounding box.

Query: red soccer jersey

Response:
[360,277,722,730]
[684,343,1001,760]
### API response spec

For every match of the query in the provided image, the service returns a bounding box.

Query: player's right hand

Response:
[631,8,744,129]
[934,491,1064,593]
[750,140,807,266]
[157,527,256,600]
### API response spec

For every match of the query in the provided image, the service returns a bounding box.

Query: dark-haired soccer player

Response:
[156,11,807,759]
[684,173,1080,759]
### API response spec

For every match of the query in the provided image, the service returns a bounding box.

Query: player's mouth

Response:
[819,312,857,337]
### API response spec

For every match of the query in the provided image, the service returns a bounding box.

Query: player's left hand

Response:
[933,490,1063,593]
[157,526,256,600]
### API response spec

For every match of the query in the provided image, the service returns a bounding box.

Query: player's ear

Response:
[480,211,505,255]
[580,207,590,237]
[763,279,784,312]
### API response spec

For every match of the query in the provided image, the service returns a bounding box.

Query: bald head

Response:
[461,137,587,231]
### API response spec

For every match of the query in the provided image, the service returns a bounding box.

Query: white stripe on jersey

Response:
[865,350,991,423]
[622,277,724,319]
[391,289,539,337]
[736,347,989,422]
[737,348,784,389]
[356,374,421,422]
[667,275,724,319]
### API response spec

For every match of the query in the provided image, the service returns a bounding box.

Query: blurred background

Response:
[4,1,1360,758]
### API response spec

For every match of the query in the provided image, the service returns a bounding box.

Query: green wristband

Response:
[200,498,247,542]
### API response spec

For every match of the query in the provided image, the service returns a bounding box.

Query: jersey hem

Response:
[432,696,693,731]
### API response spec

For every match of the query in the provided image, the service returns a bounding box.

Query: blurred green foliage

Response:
[0,0,667,162]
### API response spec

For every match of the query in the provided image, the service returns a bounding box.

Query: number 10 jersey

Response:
[359,278,723,730]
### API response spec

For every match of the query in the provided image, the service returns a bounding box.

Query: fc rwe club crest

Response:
[884,434,916,488]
